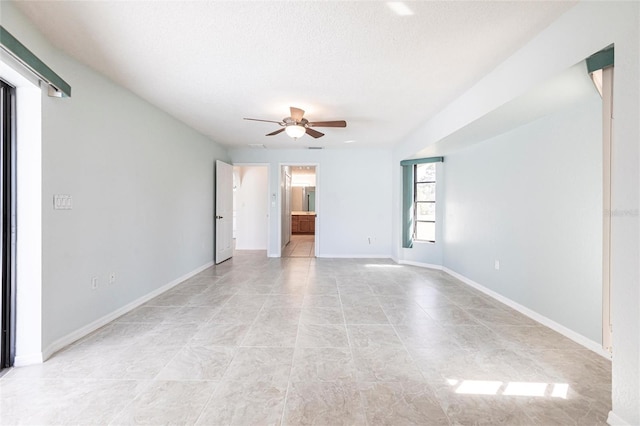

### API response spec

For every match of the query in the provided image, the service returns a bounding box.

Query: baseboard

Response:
[442,267,611,360]
[39,261,214,363]
[235,246,268,251]
[13,352,44,367]
[607,410,632,425]
[397,259,443,270]
[316,254,392,259]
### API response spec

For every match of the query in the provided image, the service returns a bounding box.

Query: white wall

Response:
[443,98,602,343]
[229,148,393,258]
[2,2,229,358]
[392,3,639,423]
[234,166,268,250]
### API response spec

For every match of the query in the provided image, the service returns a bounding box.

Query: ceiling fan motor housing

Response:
[284,117,309,127]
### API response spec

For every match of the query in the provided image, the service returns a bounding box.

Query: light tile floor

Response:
[282,235,315,258]
[0,253,611,425]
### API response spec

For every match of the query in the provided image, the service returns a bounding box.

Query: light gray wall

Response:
[2,3,229,351]
[235,166,268,250]
[443,98,602,343]
[229,148,393,257]
[393,3,639,421]
[41,58,229,351]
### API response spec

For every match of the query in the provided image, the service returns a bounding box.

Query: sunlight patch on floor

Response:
[448,379,569,399]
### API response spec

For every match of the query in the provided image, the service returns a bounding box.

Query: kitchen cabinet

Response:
[291,213,316,234]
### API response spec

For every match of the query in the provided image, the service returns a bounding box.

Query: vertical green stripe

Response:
[402,165,413,249]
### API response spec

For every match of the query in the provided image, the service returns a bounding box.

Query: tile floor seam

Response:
[385,309,455,426]
[233,290,270,349]
[191,380,220,426]
[280,267,308,426]
[384,279,471,426]
[104,378,156,426]
[336,276,372,426]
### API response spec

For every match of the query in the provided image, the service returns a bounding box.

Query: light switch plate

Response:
[54,194,72,210]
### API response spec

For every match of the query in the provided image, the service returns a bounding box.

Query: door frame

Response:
[601,66,613,353]
[279,163,320,257]
[0,60,42,366]
[232,163,271,256]
[1,79,16,369]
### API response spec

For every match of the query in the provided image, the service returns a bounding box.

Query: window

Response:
[401,157,441,248]
[414,163,436,242]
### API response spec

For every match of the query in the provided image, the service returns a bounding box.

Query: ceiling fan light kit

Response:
[285,124,306,139]
[244,106,347,140]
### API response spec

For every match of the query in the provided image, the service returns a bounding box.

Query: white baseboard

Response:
[13,352,44,367]
[442,267,611,360]
[235,246,268,251]
[607,410,632,425]
[397,259,443,270]
[316,254,392,259]
[38,261,214,363]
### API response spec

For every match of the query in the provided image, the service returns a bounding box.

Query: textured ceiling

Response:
[14,1,576,149]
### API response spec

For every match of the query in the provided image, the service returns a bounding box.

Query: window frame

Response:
[413,163,436,243]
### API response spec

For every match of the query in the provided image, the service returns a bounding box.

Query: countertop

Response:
[291,211,316,216]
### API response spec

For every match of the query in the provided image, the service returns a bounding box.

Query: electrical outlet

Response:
[91,277,98,290]
[109,272,116,285]
[494,260,500,270]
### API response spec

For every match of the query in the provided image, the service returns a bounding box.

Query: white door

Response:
[215,160,233,264]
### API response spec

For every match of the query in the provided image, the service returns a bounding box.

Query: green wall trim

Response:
[400,156,444,167]
[0,26,71,97]
[402,165,414,249]
[586,46,614,74]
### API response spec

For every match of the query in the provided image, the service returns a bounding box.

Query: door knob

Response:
[216,215,224,219]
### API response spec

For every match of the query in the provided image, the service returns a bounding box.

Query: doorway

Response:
[232,164,269,254]
[281,165,317,258]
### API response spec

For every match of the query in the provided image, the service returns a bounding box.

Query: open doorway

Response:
[232,164,269,255]
[281,165,317,258]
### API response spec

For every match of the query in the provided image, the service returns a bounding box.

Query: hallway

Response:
[282,235,315,258]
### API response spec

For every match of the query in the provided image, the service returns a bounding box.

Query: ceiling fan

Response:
[244,107,347,139]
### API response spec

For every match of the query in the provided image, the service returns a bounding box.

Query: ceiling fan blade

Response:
[244,118,283,124]
[266,128,285,136]
[307,120,347,128]
[305,128,324,138]
[290,107,305,122]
